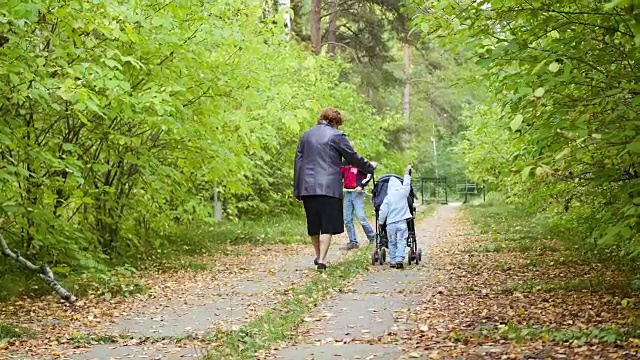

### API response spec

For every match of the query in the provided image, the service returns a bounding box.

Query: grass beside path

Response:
[203,247,370,360]
[416,203,438,221]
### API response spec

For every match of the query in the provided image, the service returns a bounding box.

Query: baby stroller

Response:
[370,173,422,266]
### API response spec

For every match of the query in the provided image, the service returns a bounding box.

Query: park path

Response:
[270,204,460,360]
[6,233,360,360]
[67,244,353,360]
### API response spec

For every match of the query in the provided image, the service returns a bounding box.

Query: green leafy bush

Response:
[0,0,404,297]
[413,0,640,260]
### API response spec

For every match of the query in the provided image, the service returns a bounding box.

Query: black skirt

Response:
[301,195,344,236]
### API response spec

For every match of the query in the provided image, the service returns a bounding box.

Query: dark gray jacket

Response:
[294,122,375,199]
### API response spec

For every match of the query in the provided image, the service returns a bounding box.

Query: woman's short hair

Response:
[318,108,344,127]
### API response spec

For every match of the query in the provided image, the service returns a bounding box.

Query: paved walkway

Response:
[9,241,354,359]
[64,244,352,360]
[274,205,460,360]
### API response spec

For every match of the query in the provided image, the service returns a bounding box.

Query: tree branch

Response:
[0,232,76,303]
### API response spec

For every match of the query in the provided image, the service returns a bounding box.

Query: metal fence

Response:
[420,177,448,205]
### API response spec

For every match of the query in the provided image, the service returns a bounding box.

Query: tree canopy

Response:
[412,0,640,260]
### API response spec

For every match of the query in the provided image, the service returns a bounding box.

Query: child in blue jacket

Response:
[378,164,412,269]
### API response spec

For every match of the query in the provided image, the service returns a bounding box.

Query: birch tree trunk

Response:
[403,43,411,123]
[327,0,338,56]
[213,181,222,221]
[278,0,292,38]
[0,232,76,303]
[311,0,322,54]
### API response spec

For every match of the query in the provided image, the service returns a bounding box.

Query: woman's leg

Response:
[319,233,332,264]
[311,235,320,261]
[303,197,322,265]
[318,196,344,268]
[353,192,375,242]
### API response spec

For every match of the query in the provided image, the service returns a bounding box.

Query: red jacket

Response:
[341,163,373,189]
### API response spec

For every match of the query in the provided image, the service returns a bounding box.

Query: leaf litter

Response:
[391,211,640,359]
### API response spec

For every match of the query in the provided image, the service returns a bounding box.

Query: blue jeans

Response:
[343,191,376,244]
[387,220,408,264]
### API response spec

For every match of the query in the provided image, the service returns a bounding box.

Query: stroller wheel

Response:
[380,248,386,265]
[371,249,379,265]
[408,248,414,265]
[417,248,423,263]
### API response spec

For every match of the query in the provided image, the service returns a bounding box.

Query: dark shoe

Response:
[347,242,359,250]
[396,262,404,269]
[316,263,327,271]
[314,258,319,266]
[389,263,396,268]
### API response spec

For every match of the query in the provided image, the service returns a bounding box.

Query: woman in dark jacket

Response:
[293,108,377,271]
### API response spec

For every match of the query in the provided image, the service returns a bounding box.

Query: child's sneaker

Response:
[315,263,327,271]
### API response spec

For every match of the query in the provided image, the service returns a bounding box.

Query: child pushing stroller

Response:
[372,164,421,268]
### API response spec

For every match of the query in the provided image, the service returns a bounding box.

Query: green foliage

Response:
[466,204,640,284]
[0,0,401,297]
[291,0,481,182]
[413,0,640,257]
[454,105,515,186]
[143,211,308,261]
[0,322,31,340]
[69,333,118,345]
[480,322,638,345]
[401,45,482,181]
[73,265,146,300]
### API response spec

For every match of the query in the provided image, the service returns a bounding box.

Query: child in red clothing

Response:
[341,161,376,249]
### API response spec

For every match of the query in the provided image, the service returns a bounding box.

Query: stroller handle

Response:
[344,188,369,195]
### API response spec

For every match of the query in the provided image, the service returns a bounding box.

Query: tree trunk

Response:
[327,0,338,56]
[311,0,321,54]
[213,181,222,221]
[278,0,292,37]
[0,232,76,303]
[403,43,411,123]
